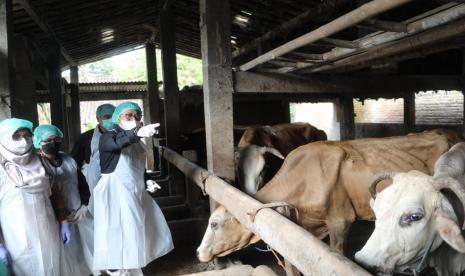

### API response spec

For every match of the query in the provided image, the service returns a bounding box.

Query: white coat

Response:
[0,160,75,276]
[78,127,102,272]
[53,153,91,276]
[93,140,174,270]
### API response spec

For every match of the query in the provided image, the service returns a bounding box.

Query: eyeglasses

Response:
[120,112,141,121]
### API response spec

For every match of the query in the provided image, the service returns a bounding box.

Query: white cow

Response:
[355,171,465,276]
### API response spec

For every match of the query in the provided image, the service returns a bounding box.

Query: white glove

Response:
[137,123,160,138]
[146,180,161,193]
[67,205,88,223]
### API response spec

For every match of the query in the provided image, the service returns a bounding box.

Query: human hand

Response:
[146,180,161,193]
[0,244,9,265]
[136,123,160,138]
[60,223,72,245]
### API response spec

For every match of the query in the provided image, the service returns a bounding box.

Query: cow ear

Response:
[436,210,465,253]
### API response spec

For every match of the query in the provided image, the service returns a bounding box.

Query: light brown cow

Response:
[236,123,327,194]
[237,122,327,155]
[197,129,462,262]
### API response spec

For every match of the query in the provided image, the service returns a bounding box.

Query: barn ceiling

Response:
[10,0,465,74]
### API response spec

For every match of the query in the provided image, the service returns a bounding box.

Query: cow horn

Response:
[432,177,465,229]
[369,172,396,200]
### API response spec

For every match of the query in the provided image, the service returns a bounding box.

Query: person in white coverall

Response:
[0,118,75,276]
[71,103,116,274]
[94,101,173,276]
[33,124,91,276]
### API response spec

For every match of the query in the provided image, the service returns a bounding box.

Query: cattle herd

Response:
[192,123,465,276]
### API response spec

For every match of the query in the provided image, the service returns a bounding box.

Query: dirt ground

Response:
[143,243,285,276]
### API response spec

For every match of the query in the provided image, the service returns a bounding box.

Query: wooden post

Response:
[48,42,66,137]
[339,97,355,140]
[69,65,80,145]
[461,49,465,135]
[0,0,13,120]
[404,93,415,133]
[160,10,180,152]
[160,9,183,196]
[144,42,161,170]
[200,0,235,211]
[12,36,38,125]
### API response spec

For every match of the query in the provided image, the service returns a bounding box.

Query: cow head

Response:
[196,206,261,262]
[355,171,465,274]
[236,145,284,195]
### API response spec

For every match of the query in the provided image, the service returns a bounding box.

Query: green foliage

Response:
[289,103,296,122]
[84,123,95,131]
[70,48,203,88]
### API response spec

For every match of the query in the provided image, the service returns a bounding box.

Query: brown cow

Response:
[236,123,327,194]
[197,129,462,262]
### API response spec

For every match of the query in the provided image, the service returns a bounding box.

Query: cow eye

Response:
[408,213,423,222]
[399,212,424,227]
[210,221,218,230]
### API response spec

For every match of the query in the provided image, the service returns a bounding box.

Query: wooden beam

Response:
[160,10,180,152]
[200,0,235,211]
[12,36,38,125]
[361,18,407,32]
[234,72,464,96]
[144,42,161,171]
[232,0,351,59]
[158,146,371,276]
[15,0,75,65]
[47,42,65,131]
[296,3,465,73]
[69,66,80,145]
[160,9,184,196]
[339,97,355,140]
[403,93,415,132]
[37,91,146,103]
[239,0,413,71]
[145,43,162,128]
[311,16,465,73]
[0,0,13,119]
[320,38,359,49]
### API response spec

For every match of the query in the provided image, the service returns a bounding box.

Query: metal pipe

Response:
[159,146,371,276]
[238,0,413,71]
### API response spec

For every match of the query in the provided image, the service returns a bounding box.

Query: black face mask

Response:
[42,142,61,155]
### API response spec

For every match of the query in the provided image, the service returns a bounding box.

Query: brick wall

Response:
[354,90,463,125]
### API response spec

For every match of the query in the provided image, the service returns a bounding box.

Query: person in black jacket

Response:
[70,103,115,274]
[93,101,173,276]
[70,103,115,206]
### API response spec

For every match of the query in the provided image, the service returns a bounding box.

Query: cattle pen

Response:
[3,0,465,275]
[155,142,370,275]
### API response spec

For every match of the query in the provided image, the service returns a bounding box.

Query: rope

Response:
[247,201,299,222]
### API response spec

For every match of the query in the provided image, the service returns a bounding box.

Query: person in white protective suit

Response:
[70,103,115,273]
[0,118,75,276]
[33,124,91,276]
[94,101,173,276]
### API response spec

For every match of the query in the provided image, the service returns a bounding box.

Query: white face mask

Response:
[0,136,33,155]
[119,120,138,130]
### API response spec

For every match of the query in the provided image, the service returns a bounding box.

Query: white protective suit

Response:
[0,144,76,276]
[51,152,91,275]
[78,127,102,272]
[93,139,174,272]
